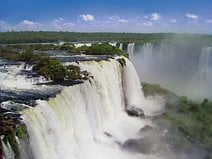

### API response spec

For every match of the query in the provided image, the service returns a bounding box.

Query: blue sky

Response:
[0,0,212,33]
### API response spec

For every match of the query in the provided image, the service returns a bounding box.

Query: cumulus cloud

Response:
[54,18,64,22]
[21,20,36,25]
[108,15,129,23]
[118,19,128,23]
[80,14,95,21]
[51,18,76,31]
[0,20,6,24]
[15,20,40,31]
[108,15,120,20]
[0,20,12,31]
[185,13,198,19]
[143,21,153,26]
[53,22,75,30]
[144,16,148,19]
[63,22,75,26]
[170,19,178,23]
[151,13,161,21]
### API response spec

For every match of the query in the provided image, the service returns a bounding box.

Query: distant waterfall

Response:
[109,42,117,47]
[119,43,123,50]
[127,42,212,100]
[198,47,212,80]
[21,58,160,159]
[127,43,135,59]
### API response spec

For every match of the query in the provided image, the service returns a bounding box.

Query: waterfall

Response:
[128,42,212,100]
[119,43,123,50]
[2,141,15,159]
[127,43,135,59]
[141,43,154,66]
[74,43,92,48]
[20,58,160,159]
[108,42,117,47]
[198,47,212,80]
[186,46,212,99]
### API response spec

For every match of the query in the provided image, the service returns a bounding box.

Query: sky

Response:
[0,0,212,33]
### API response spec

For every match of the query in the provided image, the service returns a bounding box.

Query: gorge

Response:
[1,39,211,159]
[126,42,212,100]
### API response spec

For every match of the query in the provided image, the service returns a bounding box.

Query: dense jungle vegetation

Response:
[0,31,212,44]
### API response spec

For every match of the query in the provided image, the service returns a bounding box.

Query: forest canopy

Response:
[0,31,212,44]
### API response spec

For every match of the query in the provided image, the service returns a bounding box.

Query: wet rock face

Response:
[140,125,156,132]
[1,89,60,107]
[122,137,154,154]
[126,106,145,118]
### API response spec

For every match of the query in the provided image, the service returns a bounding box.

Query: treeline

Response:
[0,43,128,81]
[0,32,171,44]
[0,43,128,57]
[1,31,212,44]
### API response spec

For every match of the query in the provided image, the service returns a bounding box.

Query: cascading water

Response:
[0,63,46,90]
[2,141,15,159]
[187,47,212,99]
[127,43,135,59]
[198,47,212,80]
[15,58,164,159]
[109,42,117,47]
[119,43,123,50]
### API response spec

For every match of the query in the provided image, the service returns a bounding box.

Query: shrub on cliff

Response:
[65,65,81,80]
[33,58,81,82]
[81,43,129,57]
[33,58,66,82]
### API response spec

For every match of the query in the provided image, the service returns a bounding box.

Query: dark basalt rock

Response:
[18,69,40,78]
[2,112,22,120]
[140,125,156,132]
[126,106,145,118]
[1,101,29,112]
[103,132,122,146]
[36,79,84,86]
[122,137,154,154]
[1,89,62,106]
[104,132,113,137]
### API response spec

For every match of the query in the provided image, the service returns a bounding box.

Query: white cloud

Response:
[0,20,6,24]
[205,19,212,24]
[0,20,12,31]
[1,14,212,33]
[144,16,148,19]
[63,22,75,26]
[118,19,128,23]
[185,13,198,19]
[54,22,75,31]
[81,14,95,21]
[151,13,161,21]
[143,21,153,26]
[108,15,128,23]
[108,15,120,20]
[170,19,178,23]
[21,20,36,25]
[54,18,64,22]
[15,20,40,31]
